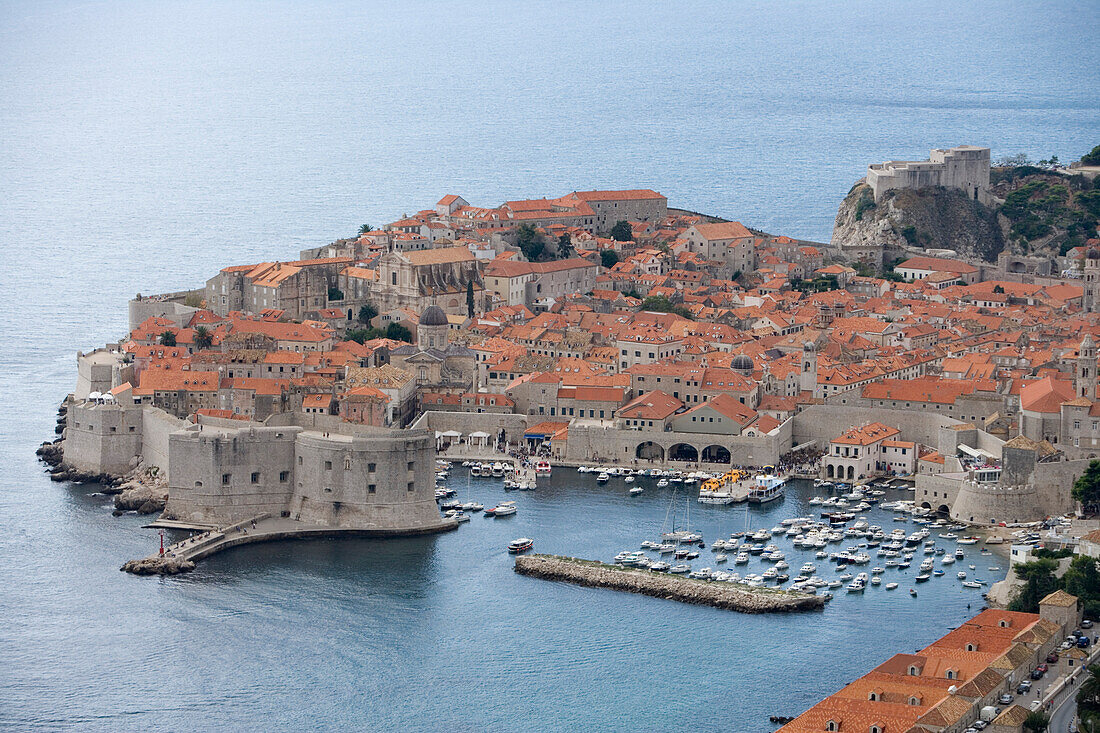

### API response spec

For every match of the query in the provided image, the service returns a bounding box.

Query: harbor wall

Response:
[408,410,529,444]
[561,423,787,466]
[792,405,964,449]
[514,555,826,613]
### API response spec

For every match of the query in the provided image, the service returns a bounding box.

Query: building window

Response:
[298,456,303,465]
[407,461,414,471]
[368,484,376,493]
[407,482,414,492]
[279,471,289,482]
[222,473,231,485]
[251,472,260,484]
[344,458,351,470]
[368,463,376,472]
[325,460,332,470]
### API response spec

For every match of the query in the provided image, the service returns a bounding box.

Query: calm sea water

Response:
[1,1,1098,730]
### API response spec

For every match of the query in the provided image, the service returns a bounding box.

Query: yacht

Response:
[596,472,610,483]
[490,463,505,478]
[747,471,786,504]
[846,578,866,593]
[491,501,517,516]
[507,538,534,553]
[650,561,671,572]
[535,461,551,475]
[734,553,750,565]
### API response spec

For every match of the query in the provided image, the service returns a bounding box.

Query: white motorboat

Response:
[507,537,533,553]
[596,472,610,483]
[714,553,728,563]
[535,461,551,475]
[624,475,635,483]
[656,479,669,488]
[491,501,517,516]
[734,553,750,565]
[629,486,644,496]
[885,582,898,590]
[491,463,505,478]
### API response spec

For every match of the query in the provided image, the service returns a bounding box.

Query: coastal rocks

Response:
[514,555,826,614]
[36,441,64,468]
[112,467,168,514]
[120,556,194,575]
[831,179,1004,267]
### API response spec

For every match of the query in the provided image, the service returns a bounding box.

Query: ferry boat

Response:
[535,461,551,475]
[747,470,786,504]
[508,538,533,553]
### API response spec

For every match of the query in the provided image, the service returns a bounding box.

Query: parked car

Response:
[998,693,1014,705]
[1030,699,1043,711]
[1016,681,1032,694]
[1031,668,1045,680]
[1037,663,1048,673]
[1078,636,1091,648]
[1082,619,1094,629]
[972,720,988,731]
[1047,651,1060,663]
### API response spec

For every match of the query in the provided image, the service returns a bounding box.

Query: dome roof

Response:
[419,304,448,326]
[731,354,754,371]
[1088,248,1100,260]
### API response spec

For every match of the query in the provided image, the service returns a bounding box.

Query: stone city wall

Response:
[562,422,787,467]
[409,410,530,445]
[64,401,144,476]
[791,405,964,449]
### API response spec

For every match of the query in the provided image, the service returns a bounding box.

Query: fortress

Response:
[64,396,454,536]
[866,145,991,205]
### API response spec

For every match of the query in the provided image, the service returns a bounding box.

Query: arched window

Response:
[826,722,838,732]
[965,643,976,652]
[908,696,920,706]
[868,692,878,701]
[999,619,1009,628]
[870,726,882,733]
[945,669,955,680]
[344,457,351,470]
[908,665,919,676]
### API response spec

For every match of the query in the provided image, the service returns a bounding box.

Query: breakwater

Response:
[514,554,827,613]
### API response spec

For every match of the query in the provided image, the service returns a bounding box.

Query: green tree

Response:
[357,303,378,324]
[641,294,694,319]
[385,322,412,342]
[1078,664,1100,720]
[158,331,176,347]
[600,249,620,269]
[466,280,475,317]
[1023,710,1050,733]
[993,284,1005,294]
[346,327,382,344]
[516,224,545,261]
[557,233,573,259]
[1008,558,1060,613]
[1073,459,1100,508]
[1082,145,1100,167]
[1062,555,1100,618]
[193,326,213,350]
[328,287,344,301]
[609,220,633,241]
[358,223,374,234]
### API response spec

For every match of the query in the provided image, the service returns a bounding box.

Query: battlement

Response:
[867,145,991,205]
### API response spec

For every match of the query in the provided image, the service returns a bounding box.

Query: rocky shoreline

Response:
[36,400,168,516]
[514,554,827,613]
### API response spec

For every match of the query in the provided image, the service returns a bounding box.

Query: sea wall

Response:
[140,406,186,470]
[514,555,826,613]
[562,423,786,466]
[64,401,144,476]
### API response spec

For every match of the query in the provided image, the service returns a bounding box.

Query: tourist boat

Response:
[846,579,866,593]
[470,463,483,477]
[747,470,786,504]
[955,548,965,558]
[508,538,534,553]
[490,463,506,478]
[957,536,980,544]
[535,461,551,475]
[961,580,982,588]
[629,486,643,496]
[734,553,750,565]
[596,472,610,483]
[491,501,517,516]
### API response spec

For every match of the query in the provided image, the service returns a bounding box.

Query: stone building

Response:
[371,246,483,317]
[388,305,477,395]
[866,145,991,204]
[682,222,756,276]
[204,257,353,320]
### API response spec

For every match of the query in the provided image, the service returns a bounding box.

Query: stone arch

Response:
[937,504,950,515]
[826,464,835,479]
[846,465,855,480]
[701,445,731,464]
[636,441,664,461]
[667,443,698,462]
[920,501,932,509]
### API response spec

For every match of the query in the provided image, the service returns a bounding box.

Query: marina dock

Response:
[514,554,827,613]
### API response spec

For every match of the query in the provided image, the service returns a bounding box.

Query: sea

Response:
[0,1,1097,730]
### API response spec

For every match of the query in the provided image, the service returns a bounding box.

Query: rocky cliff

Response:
[832,180,1005,265]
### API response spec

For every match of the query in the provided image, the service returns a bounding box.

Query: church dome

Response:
[1088,248,1100,260]
[419,305,448,326]
[731,354,754,372]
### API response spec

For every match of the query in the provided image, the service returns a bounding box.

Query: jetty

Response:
[122,513,458,575]
[514,554,826,613]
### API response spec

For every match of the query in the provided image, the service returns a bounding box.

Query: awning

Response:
[468,431,490,438]
[441,430,462,438]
